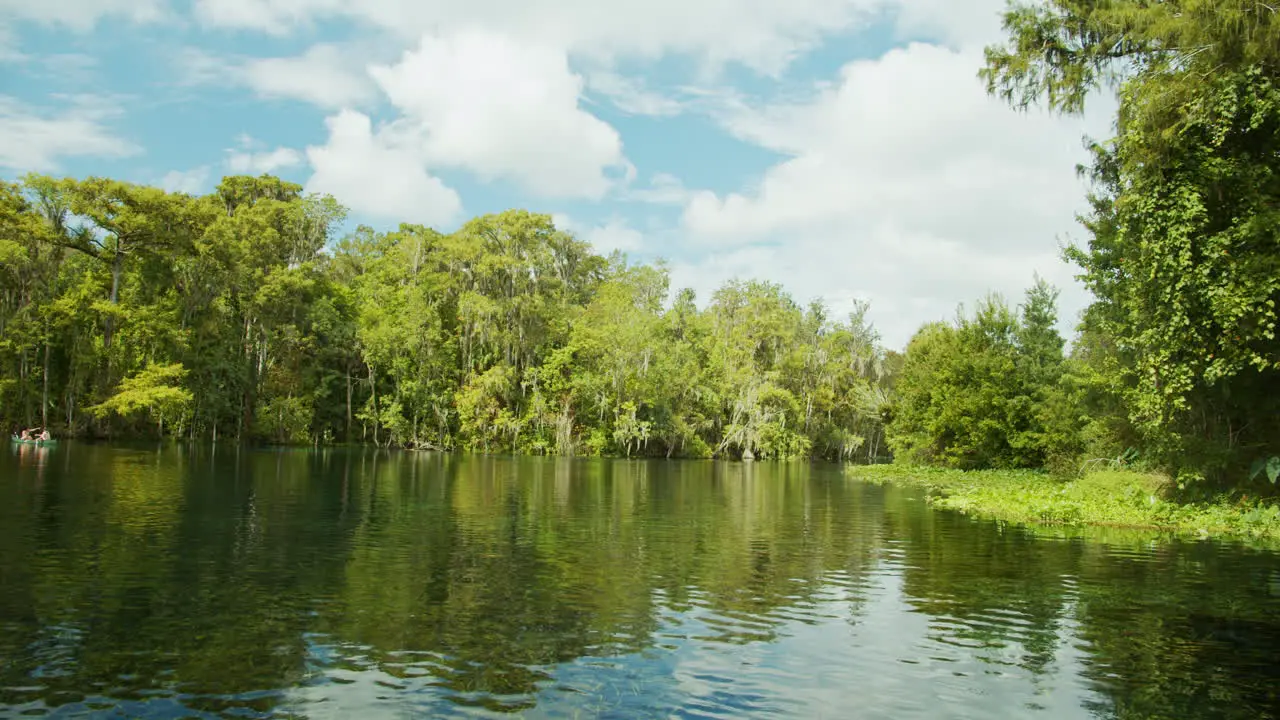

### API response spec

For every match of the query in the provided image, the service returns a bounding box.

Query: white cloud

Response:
[585,218,644,254]
[304,109,461,226]
[242,43,377,109]
[553,213,646,256]
[191,0,884,74]
[160,166,211,194]
[0,95,139,172]
[0,0,166,32]
[186,0,1018,76]
[625,172,692,206]
[677,42,1115,348]
[189,0,328,34]
[585,71,684,117]
[369,29,627,199]
[175,44,378,110]
[225,137,303,174]
[892,0,1009,49]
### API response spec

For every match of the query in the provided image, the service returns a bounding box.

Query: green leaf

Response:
[1252,456,1280,485]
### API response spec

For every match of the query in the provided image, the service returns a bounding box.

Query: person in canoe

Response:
[15,428,48,442]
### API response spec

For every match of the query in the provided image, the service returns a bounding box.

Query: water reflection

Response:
[0,445,1278,718]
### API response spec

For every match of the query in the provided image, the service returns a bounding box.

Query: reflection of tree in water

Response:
[887,499,1081,678]
[1070,544,1280,720]
[887,498,1280,720]
[2,447,1278,718]
[0,446,366,712]
[324,454,889,710]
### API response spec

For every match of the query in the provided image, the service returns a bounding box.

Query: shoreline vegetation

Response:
[848,465,1280,546]
[2,1,1278,539]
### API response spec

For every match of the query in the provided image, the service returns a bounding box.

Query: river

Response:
[1,444,1277,718]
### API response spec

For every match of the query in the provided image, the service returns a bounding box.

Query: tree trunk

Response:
[240,313,254,438]
[20,351,29,426]
[369,364,379,446]
[41,337,49,429]
[105,250,122,349]
[345,369,353,441]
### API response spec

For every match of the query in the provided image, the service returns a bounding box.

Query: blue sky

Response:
[0,0,1112,349]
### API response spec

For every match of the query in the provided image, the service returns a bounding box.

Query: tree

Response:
[983,0,1280,481]
[90,362,194,437]
[886,285,1070,470]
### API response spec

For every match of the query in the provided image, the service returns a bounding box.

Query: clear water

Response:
[1,444,1278,718]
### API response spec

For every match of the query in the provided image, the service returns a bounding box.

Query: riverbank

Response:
[847,465,1280,544]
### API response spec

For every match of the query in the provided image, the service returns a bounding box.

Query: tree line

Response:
[0,176,894,460]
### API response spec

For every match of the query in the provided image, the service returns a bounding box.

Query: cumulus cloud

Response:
[676,43,1115,348]
[892,0,1010,49]
[191,0,884,73]
[226,146,302,174]
[369,29,628,198]
[304,109,461,226]
[553,213,647,256]
[625,173,692,206]
[159,166,212,194]
[224,135,304,174]
[178,44,378,110]
[585,218,645,255]
[241,43,378,109]
[0,95,139,172]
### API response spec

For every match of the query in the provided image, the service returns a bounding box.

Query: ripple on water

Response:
[3,450,1280,719]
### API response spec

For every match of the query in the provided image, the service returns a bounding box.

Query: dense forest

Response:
[0,176,896,460]
[2,0,1278,487]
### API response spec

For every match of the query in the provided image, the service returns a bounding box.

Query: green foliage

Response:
[886,282,1070,470]
[0,175,894,456]
[255,395,313,445]
[982,0,1280,116]
[90,362,194,436]
[983,0,1280,486]
[1250,456,1280,485]
[849,465,1280,543]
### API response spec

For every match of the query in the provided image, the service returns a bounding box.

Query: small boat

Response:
[10,436,56,446]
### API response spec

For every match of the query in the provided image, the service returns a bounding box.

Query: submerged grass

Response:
[847,465,1280,545]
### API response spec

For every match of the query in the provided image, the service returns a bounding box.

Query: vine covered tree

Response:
[983,0,1280,481]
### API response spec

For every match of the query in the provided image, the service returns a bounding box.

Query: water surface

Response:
[1,444,1278,718]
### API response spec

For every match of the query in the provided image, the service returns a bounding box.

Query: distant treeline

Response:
[0,175,894,460]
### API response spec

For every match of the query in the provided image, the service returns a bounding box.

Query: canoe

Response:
[10,437,56,446]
